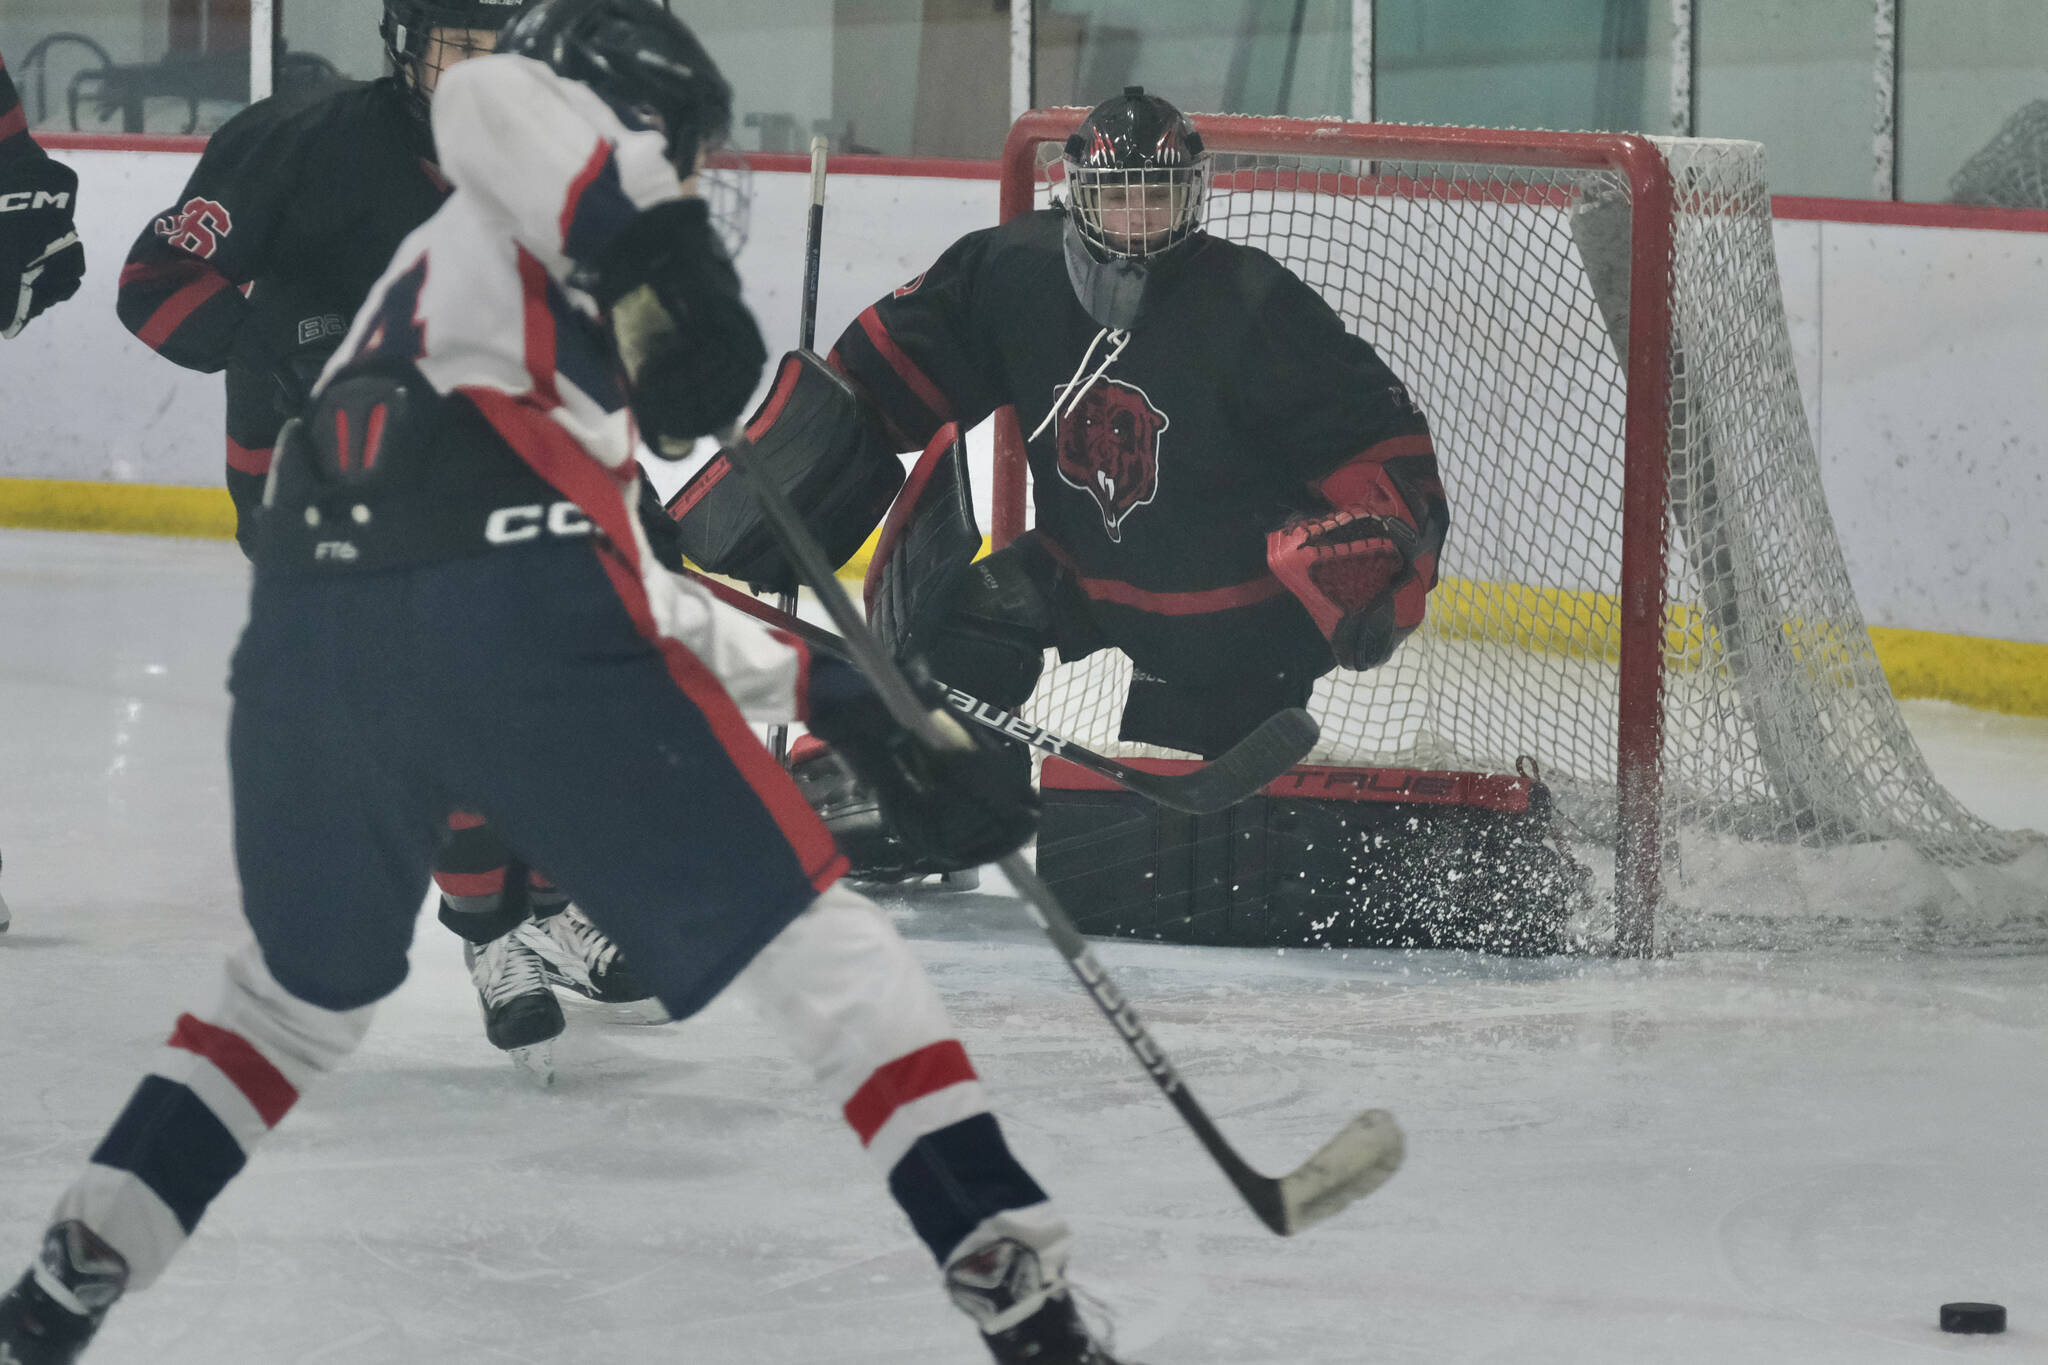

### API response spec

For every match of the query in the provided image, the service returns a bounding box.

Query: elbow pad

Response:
[593,198,767,448]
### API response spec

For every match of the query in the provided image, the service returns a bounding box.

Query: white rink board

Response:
[4,148,2046,644]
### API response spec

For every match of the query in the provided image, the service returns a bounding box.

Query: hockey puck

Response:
[1939,1302,2006,1334]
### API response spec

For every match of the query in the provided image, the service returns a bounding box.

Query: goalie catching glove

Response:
[804,655,1038,873]
[1268,458,1443,672]
[0,154,84,338]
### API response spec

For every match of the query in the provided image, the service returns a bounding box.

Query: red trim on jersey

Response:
[856,307,955,425]
[119,259,200,289]
[136,271,232,351]
[0,105,27,144]
[1035,535,1290,616]
[446,810,488,831]
[167,1014,298,1128]
[433,867,507,897]
[560,142,612,248]
[460,386,847,893]
[225,438,272,476]
[515,248,561,406]
[843,1040,978,1146]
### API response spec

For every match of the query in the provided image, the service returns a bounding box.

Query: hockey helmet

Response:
[1059,87,1210,330]
[495,0,747,249]
[381,0,527,122]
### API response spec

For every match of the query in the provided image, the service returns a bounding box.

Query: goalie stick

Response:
[767,137,833,764]
[716,421,1405,1236]
[686,567,1318,815]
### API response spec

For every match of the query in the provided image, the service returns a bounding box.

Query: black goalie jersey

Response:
[828,209,1449,689]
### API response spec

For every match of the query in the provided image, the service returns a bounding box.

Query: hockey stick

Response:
[688,568,1317,815]
[718,422,1404,1236]
[767,138,833,764]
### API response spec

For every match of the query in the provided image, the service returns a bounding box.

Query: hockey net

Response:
[995,113,2048,952]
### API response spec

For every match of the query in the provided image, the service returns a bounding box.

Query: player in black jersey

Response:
[114,0,658,1072]
[0,49,86,339]
[677,88,1449,878]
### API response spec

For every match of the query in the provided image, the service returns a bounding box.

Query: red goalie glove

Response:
[1268,456,1442,670]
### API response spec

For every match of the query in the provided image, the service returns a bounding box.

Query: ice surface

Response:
[2,529,2044,1364]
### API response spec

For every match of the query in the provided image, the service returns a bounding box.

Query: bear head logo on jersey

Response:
[1054,378,1169,543]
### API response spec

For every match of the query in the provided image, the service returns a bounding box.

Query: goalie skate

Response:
[514,906,669,1023]
[464,934,563,1084]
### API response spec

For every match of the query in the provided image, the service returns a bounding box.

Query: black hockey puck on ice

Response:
[1939,1303,2006,1334]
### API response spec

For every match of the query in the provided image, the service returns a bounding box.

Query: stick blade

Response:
[1276,1108,1404,1235]
[1138,706,1321,814]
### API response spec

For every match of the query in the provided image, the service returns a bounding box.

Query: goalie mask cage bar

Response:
[993,111,2043,955]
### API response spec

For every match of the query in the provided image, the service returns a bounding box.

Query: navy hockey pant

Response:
[225,540,836,1016]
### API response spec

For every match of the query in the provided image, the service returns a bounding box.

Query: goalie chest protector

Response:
[1037,760,1587,955]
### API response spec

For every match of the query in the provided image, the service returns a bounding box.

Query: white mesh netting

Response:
[1013,128,2048,950]
[1949,100,2048,209]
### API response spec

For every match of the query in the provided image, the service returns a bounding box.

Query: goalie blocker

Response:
[665,349,904,593]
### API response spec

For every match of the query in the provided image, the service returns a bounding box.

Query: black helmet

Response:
[1058,87,1209,330]
[496,0,733,182]
[381,0,527,124]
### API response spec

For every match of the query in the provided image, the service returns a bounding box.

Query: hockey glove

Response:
[0,156,84,338]
[588,198,767,451]
[1268,506,1424,671]
[805,655,1039,873]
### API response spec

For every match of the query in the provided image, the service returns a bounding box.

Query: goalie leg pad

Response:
[666,350,904,593]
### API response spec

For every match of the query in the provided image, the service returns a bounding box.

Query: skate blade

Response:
[506,1039,555,1087]
[555,991,673,1026]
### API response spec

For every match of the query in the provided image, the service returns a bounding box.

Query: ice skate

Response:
[948,1237,1134,1365]
[464,933,564,1084]
[0,1222,128,1365]
[515,905,667,1022]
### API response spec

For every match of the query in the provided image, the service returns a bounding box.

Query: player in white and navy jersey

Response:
[0,3,1132,1363]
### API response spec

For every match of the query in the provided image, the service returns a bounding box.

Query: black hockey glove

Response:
[805,655,1039,873]
[0,155,84,338]
[587,198,767,452]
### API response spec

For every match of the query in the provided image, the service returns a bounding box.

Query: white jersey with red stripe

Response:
[320,53,804,724]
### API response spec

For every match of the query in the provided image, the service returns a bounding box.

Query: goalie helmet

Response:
[495,0,747,250]
[381,0,527,124]
[1059,86,1210,331]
